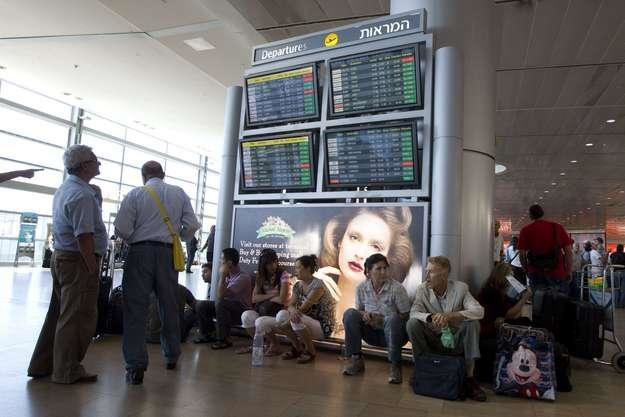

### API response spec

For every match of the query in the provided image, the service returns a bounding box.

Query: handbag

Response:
[144,186,186,272]
[412,354,466,400]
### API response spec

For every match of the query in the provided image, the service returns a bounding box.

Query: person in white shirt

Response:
[589,240,604,277]
[406,256,486,402]
[505,236,526,285]
[114,161,200,385]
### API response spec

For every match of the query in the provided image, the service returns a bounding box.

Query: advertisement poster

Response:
[232,203,427,338]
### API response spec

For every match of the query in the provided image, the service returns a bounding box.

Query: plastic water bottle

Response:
[440,326,455,349]
[252,333,264,367]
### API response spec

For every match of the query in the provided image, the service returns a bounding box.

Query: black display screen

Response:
[324,123,418,188]
[240,133,315,192]
[245,65,319,127]
[329,46,421,117]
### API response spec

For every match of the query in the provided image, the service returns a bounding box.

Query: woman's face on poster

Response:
[338,213,392,284]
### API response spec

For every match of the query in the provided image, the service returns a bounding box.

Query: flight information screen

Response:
[245,65,319,127]
[329,46,420,117]
[240,133,315,192]
[325,123,418,188]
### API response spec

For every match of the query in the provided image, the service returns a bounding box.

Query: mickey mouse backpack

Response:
[494,324,557,401]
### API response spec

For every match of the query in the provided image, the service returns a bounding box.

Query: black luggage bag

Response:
[532,289,570,344]
[412,354,466,400]
[566,300,604,359]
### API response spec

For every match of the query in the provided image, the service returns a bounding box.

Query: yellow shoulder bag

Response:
[144,186,186,272]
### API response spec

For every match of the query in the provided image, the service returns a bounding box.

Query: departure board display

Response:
[325,123,418,188]
[329,46,421,117]
[245,65,319,127]
[240,133,315,192]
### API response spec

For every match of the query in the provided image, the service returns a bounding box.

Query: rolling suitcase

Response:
[566,300,604,359]
[494,324,557,401]
[532,289,570,344]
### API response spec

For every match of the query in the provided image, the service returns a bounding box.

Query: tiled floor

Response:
[1,266,624,417]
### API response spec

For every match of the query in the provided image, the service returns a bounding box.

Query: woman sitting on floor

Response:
[238,248,292,355]
[268,254,337,364]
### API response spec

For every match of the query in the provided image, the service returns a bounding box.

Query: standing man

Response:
[185,234,199,273]
[493,220,503,266]
[28,145,107,384]
[114,161,200,385]
[518,204,573,292]
[200,224,216,264]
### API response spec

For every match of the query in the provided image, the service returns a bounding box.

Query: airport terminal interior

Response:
[2,0,625,416]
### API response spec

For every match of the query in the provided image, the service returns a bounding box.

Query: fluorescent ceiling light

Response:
[570,160,577,163]
[495,164,506,174]
[560,172,565,175]
[606,119,616,123]
[184,37,216,51]
[585,142,594,147]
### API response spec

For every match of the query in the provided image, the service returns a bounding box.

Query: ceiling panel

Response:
[575,0,625,64]
[496,3,533,69]
[524,0,569,67]
[549,0,601,66]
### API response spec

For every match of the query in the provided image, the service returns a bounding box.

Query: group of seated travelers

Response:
[109,246,556,402]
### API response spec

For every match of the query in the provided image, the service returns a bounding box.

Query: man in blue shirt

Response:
[28,144,107,384]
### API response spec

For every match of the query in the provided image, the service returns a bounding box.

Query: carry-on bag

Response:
[532,289,570,344]
[566,300,604,359]
[494,324,557,401]
[412,354,465,400]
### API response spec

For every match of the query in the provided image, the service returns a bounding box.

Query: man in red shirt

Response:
[518,205,573,292]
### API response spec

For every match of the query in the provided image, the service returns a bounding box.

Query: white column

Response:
[210,86,242,300]
[391,0,495,291]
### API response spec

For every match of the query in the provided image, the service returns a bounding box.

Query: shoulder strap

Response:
[144,186,177,237]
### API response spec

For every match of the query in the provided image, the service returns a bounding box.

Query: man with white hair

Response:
[28,144,107,384]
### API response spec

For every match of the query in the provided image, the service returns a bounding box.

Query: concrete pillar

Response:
[210,86,243,300]
[391,0,495,290]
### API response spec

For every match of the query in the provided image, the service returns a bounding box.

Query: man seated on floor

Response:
[194,248,252,349]
[201,262,212,290]
[342,253,411,384]
[406,256,487,402]
[146,284,197,344]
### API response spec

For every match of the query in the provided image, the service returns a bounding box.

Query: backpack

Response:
[528,223,560,272]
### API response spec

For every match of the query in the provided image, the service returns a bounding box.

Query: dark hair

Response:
[222,248,239,265]
[481,262,512,295]
[596,237,604,244]
[256,248,282,293]
[617,244,623,252]
[529,204,544,220]
[584,241,592,252]
[510,236,518,251]
[201,263,211,269]
[296,254,319,273]
[364,253,389,274]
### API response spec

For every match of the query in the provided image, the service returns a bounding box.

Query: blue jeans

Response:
[122,245,181,370]
[528,273,570,294]
[343,308,408,364]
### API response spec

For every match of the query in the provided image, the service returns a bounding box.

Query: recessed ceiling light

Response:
[551,182,557,186]
[607,197,612,200]
[560,172,565,176]
[495,164,506,174]
[183,37,216,52]
[585,142,594,147]
[539,197,544,200]
[620,190,625,193]
[570,160,577,163]
[596,202,601,205]
[606,119,616,123]
[544,190,549,193]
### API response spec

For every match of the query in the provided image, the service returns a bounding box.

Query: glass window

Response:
[121,165,143,187]
[203,205,217,217]
[126,129,167,153]
[123,146,164,168]
[204,189,219,202]
[0,107,69,147]
[206,173,220,188]
[83,113,126,138]
[0,189,53,215]
[92,178,120,202]
[167,144,200,165]
[166,159,198,182]
[97,160,122,183]
[0,81,72,120]
[82,133,124,162]
[1,132,65,170]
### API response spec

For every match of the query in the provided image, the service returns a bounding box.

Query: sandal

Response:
[281,348,301,360]
[235,345,252,354]
[264,345,282,357]
[296,352,316,364]
[211,340,233,350]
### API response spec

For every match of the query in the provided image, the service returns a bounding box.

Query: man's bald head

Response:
[141,161,165,184]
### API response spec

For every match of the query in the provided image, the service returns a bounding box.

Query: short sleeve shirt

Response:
[52,175,108,255]
[292,278,336,337]
[518,220,572,279]
[355,279,411,316]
